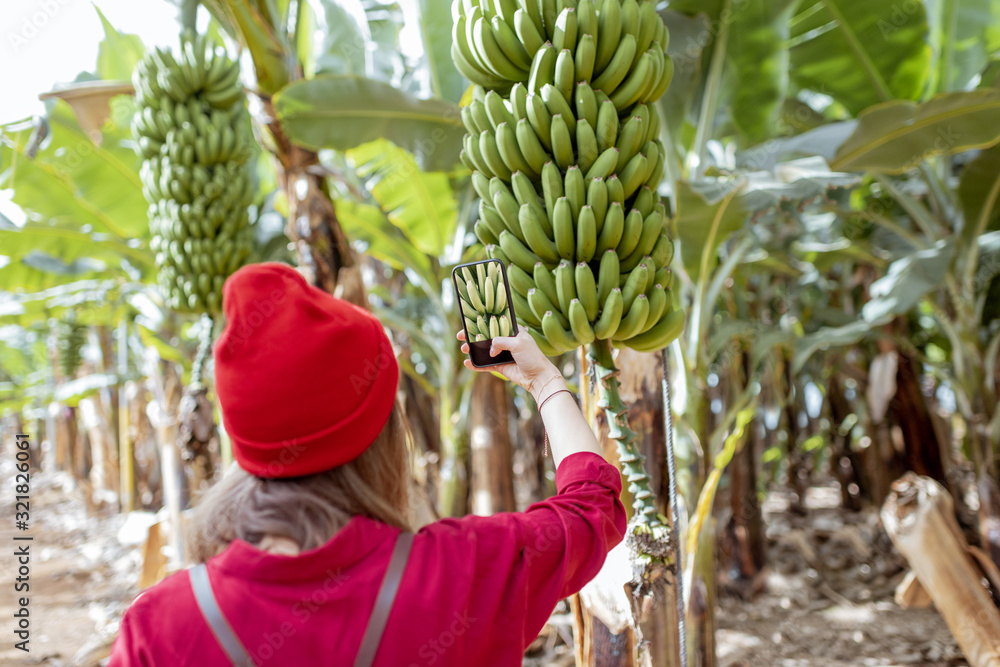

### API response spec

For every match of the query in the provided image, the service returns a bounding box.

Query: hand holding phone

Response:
[453,259,518,367]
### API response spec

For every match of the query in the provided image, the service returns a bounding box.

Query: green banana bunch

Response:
[132,32,254,315]
[456,0,682,356]
[451,0,672,114]
[457,261,515,341]
[57,320,88,378]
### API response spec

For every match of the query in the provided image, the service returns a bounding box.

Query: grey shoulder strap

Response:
[189,532,414,667]
[189,563,256,667]
[353,531,415,667]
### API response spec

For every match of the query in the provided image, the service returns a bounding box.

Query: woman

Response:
[109,262,626,666]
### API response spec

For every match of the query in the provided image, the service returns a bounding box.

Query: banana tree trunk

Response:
[688,519,717,667]
[575,347,680,667]
[468,372,516,515]
[259,99,364,305]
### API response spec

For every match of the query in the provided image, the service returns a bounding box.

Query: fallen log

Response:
[881,473,1000,667]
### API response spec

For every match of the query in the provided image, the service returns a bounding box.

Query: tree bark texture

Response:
[882,474,1000,667]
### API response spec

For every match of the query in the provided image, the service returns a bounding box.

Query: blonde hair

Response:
[187,404,412,562]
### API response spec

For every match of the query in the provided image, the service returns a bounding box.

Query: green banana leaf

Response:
[676,179,749,283]
[789,0,931,115]
[726,0,798,145]
[0,103,147,238]
[831,90,1000,173]
[416,0,466,103]
[305,0,370,77]
[334,199,435,286]
[928,0,1000,93]
[347,139,458,259]
[658,10,711,163]
[94,8,145,82]
[0,279,120,326]
[793,240,956,369]
[0,225,152,271]
[201,0,290,95]
[273,75,465,172]
[958,143,1000,248]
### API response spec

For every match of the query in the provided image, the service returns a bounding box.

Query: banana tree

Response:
[200,0,468,301]
[793,88,1000,541]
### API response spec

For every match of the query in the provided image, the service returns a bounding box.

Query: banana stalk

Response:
[588,338,662,530]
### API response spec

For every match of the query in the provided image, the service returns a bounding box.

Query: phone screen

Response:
[453,259,519,367]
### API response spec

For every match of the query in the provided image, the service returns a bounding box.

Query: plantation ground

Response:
[0,465,967,666]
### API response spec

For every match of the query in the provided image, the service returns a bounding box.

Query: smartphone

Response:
[452,259,519,367]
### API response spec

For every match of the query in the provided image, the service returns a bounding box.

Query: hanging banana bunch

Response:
[454,0,682,358]
[58,320,88,378]
[453,0,683,546]
[132,32,255,315]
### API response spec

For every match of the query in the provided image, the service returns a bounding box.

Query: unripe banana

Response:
[594,288,624,339]
[485,89,517,129]
[621,262,649,312]
[534,260,561,306]
[510,82,529,120]
[576,205,598,262]
[596,201,625,255]
[612,293,649,340]
[492,15,533,71]
[625,308,685,352]
[513,290,542,326]
[541,84,576,134]
[592,33,636,95]
[552,197,575,259]
[642,283,667,333]
[587,176,608,226]
[496,121,537,177]
[554,48,576,102]
[575,81,598,128]
[618,208,645,258]
[575,261,599,320]
[550,114,575,169]
[552,7,578,53]
[542,310,579,352]
[507,263,536,297]
[597,247,620,304]
[586,147,619,181]
[521,204,561,263]
[528,43,557,93]
[554,259,576,314]
[500,230,543,273]
[527,93,554,150]
[575,33,596,83]
[515,118,552,174]
[595,0,622,72]
[576,120,599,173]
[529,287,569,328]
[514,8,546,53]
[569,298,596,344]
[541,161,564,220]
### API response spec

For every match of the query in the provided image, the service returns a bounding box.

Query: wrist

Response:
[531,374,568,405]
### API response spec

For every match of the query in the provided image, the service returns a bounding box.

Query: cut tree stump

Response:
[881,473,1000,667]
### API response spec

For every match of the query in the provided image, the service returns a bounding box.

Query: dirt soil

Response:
[0,459,139,666]
[0,465,972,666]
[715,485,966,667]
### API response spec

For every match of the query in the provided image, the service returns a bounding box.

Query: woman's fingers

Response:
[456,330,467,342]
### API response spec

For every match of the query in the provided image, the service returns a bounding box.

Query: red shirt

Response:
[109,452,626,666]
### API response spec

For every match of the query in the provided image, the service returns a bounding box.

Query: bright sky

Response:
[1,0,181,123]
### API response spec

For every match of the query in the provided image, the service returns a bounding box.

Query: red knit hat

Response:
[214,263,399,478]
